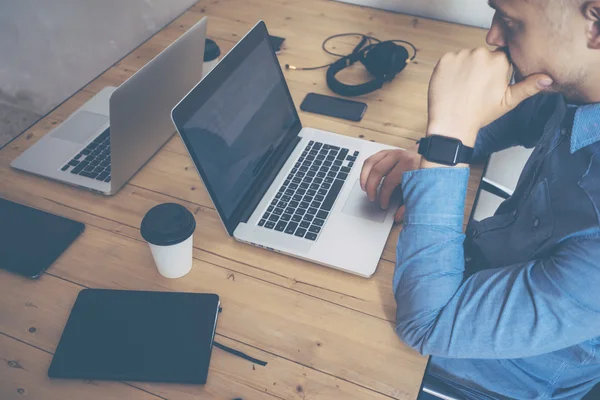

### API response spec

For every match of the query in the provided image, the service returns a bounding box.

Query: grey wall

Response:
[335,0,494,28]
[0,0,196,146]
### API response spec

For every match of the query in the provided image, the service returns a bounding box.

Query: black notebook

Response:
[49,289,220,384]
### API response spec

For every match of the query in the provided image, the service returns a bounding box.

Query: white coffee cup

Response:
[140,203,196,279]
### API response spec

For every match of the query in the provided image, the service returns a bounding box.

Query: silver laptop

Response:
[171,21,401,277]
[11,18,208,195]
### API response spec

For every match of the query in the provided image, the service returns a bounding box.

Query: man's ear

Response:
[583,1,600,49]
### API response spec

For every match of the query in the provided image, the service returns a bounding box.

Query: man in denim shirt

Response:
[361,0,600,398]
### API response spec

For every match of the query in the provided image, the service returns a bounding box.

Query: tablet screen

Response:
[0,197,85,278]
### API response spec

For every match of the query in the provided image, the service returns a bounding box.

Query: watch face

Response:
[427,136,461,165]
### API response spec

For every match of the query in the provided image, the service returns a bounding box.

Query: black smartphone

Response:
[300,93,367,122]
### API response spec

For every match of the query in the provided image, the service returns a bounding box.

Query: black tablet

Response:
[49,289,220,385]
[0,197,85,278]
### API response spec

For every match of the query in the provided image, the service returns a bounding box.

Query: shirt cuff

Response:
[401,167,470,227]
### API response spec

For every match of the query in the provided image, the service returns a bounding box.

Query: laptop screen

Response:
[173,22,300,233]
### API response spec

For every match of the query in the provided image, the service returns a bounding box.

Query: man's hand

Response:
[427,48,553,147]
[360,147,420,223]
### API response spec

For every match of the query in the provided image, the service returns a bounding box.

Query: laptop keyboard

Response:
[60,128,111,182]
[258,141,359,241]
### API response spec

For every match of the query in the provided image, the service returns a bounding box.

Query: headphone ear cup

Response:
[360,42,389,77]
[361,42,409,80]
[389,51,398,77]
[390,45,410,77]
[363,42,396,77]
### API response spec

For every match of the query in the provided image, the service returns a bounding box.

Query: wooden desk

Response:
[0,1,486,398]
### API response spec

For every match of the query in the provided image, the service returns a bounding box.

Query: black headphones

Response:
[286,34,417,97]
[327,40,411,97]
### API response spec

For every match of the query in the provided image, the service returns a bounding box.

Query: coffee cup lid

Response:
[204,38,220,62]
[140,203,196,246]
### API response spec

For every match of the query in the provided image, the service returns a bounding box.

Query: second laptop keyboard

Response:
[61,128,111,182]
[259,140,359,241]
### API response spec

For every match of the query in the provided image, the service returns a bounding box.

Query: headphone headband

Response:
[326,55,385,97]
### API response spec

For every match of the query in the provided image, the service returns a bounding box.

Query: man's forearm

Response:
[393,167,469,354]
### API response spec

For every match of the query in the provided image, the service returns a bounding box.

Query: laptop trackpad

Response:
[50,111,108,144]
[341,180,387,223]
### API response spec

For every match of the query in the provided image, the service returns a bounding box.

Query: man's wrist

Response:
[420,159,469,169]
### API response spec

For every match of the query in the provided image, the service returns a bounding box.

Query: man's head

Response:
[486,0,600,103]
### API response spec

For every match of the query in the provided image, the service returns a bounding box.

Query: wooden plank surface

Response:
[0,0,487,398]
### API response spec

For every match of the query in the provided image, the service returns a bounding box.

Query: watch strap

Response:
[456,143,474,164]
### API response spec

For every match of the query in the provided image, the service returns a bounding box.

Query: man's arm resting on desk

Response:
[359,112,527,224]
[394,167,600,359]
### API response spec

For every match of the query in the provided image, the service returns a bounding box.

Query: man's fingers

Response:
[364,155,398,202]
[394,206,406,224]
[505,73,553,110]
[360,151,387,191]
[378,164,405,210]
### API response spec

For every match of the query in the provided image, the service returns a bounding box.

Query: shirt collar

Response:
[569,102,600,153]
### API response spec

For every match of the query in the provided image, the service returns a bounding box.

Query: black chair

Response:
[582,383,600,400]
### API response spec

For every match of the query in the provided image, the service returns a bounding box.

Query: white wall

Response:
[336,0,494,28]
[0,0,197,115]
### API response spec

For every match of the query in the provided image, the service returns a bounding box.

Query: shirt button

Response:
[512,210,518,217]
[560,128,568,136]
[534,218,540,228]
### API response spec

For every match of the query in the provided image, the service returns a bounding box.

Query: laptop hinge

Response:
[235,135,302,226]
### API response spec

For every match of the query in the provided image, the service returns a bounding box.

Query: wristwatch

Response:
[417,135,474,166]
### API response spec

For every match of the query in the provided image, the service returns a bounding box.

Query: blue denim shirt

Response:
[394,94,600,399]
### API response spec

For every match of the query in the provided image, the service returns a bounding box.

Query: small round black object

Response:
[204,39,221,62]
[141,203,196,246]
